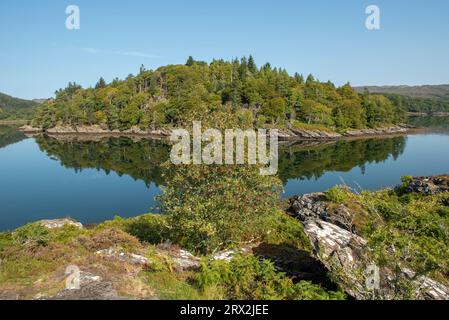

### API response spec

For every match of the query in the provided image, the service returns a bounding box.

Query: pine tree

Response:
[186,56,195,66]
[294,73,304,84]
[95,77,107,89]
[248,55,257,74]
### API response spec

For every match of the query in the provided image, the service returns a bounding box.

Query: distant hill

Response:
[0,92,39,120]
[354,85,449,114]
[354,85,449,101]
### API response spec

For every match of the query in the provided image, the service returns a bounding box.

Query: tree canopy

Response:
[33,57,405,131]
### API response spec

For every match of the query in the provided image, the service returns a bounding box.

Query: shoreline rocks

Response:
[401,175,449,195]
[19,124,418,141]
[287,189,449,300]
[279,124,416,141]
[19,125,172,138]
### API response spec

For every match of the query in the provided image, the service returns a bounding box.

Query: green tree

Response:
[95,77,107,89]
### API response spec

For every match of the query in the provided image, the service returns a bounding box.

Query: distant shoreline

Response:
[407,111,449,117]
[0,120,29,125]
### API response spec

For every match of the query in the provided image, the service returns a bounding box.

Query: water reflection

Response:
[34,134,407,187]
[278,137,406,183]
[0,125,27,149]
[35,136,171,187]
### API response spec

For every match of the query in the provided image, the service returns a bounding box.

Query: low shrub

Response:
[196,254,345,300]
[325,185,349,204]
[158,164,283,254]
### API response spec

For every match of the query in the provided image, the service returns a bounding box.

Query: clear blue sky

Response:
[1,0,448,99]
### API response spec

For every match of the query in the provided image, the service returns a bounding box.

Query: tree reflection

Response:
[34,135,407,187]
[0,125,27,149]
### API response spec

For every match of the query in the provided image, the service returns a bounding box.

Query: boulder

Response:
[287,193,449,300]
[38,218,83,229]
[95,248,150,266]
[402,175,449,195]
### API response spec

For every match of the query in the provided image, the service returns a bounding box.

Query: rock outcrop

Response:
[18,125,42,133]
[19,125,172,137]
[95,248,150,266]
[277,124,414,141]
[287,193,449,300]
[401,175,449,195]
[38,218,83,229]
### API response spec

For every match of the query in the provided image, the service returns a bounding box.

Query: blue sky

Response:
[1,0,448,99]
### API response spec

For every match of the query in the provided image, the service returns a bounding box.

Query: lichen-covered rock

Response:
[287,192,449,300]
[38,218,83,229]
[95,248,150,266]
[402,175,449,195]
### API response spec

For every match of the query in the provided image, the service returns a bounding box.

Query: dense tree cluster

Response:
[33,56,405,130]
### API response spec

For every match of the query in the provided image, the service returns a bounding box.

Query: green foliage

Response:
[196,254,345,300]
[357,189,449,282]
[325,185,350,204]
[158,164,283,254]
[32,57,404,131]
[0,92,38,120]
[13,223,51,246]
[98,214,168,244]
[261,212,312,251]
[386,93,449,114]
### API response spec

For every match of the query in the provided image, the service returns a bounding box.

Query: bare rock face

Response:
[278,129,342,140]
[287,193,449,300]
[95,248,150,266]
[402,175,449,195]
[38,218,83,229]
[278,125,412,141]
[343,126,407,137]
[18,125,43,133]
[48,271,119,300]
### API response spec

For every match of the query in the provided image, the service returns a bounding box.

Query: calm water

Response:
[1,118,449,231]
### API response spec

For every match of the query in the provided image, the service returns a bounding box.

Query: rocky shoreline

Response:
[19,125,172,138]
[1,175,449,300]
[286,175,449,300]
[19,124,419,141]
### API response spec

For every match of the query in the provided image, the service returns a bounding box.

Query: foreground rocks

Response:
[287,192,449,300]
[401,175,449,195]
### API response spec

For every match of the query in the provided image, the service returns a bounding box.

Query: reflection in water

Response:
[2,128,449,231]
[0,125,27,149]
[408,116,449,130]
[278,137,406,183]
[35,136,171,187]
[35,135,406,188]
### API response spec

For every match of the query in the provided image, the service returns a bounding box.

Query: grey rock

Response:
[39,218,83,229]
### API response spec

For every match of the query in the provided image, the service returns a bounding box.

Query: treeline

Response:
[0,92,38,120]
[33,56,405,131]
[383,93,449,114]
